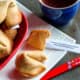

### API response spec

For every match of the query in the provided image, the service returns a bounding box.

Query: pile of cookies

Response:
[0,0,22,59]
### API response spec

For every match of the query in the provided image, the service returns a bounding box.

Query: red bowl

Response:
[0,13,28,70]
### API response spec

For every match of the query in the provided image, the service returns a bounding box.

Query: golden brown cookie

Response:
[0,30,13,58]
[5,0,22,28]
[15,53,46,77]
[27,30,50,50]
[0,0,11,23]
[5,29,17,40]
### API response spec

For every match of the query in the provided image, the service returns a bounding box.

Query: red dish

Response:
[0,13,28,70]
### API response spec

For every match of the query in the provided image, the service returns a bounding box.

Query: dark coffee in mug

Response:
[42,0,77,8]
